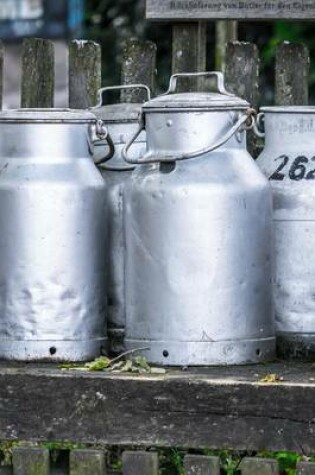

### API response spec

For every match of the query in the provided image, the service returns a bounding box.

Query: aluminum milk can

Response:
[122,72,275,366]
[0,108,109,361]
[256,107,315,358]
[92,85,149,353]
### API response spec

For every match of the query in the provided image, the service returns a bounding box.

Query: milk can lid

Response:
[260,106,315,114]
[93,103,142,122]
[91,84,151,123]
[0,108,97,123]
[143,72,249,112]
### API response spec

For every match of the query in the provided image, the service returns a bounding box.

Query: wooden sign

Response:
[146,0,315,20]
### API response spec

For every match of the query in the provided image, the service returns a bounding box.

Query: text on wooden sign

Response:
[146,0,315,20]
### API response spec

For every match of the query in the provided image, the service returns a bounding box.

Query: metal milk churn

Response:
[92,85,149,353]
[256,107,315,358]
[122,72,275,366]
[0,108,110,361]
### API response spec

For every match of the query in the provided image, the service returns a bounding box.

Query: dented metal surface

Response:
[0,108,107,361]
[257,107,315,357]
[124,72,275,366]
[93,86,147,353]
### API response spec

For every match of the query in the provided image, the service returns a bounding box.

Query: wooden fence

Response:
[0,36,309,115]
[0,448,313,474]
[0,36,313,475]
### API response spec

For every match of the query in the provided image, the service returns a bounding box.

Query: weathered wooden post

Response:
[275,42,310,106]
[172,22,207,91]
[225,41,260,156]
[69,40,101,109]
[121,38,157,101]
[21,38,55,108]
[240,457,279,475]
[12,447,50,475]
[184,454,221,475]
[0,41,4,111]
[70,449,106,475]
[122,451,159,475]
[215,20,238,71]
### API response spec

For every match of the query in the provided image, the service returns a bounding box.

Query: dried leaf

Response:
[150,367,166,374]
[59,353,167,375]
[259,373,283,383]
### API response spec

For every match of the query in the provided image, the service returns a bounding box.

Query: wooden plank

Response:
[146,0,315,20]
[69,40,101,109]
[297,462,315,474]
[0,468,11,475]
[240,457,278,475]
[184,455,220,474]
[225,41,259,156]
[0,362,313,452]
[122,451,158,475]
[70,449,106,475]
[0,41,4,110]
[215,20,238,71]
[275,42,309,106]
[120,39,157,102]
[21,38,54,108]
[172,22,207,92]
[12,447,49,475]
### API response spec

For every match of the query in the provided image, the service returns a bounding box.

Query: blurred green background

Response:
[84,0,315,103]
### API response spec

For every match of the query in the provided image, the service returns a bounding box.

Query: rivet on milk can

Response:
[92,85,150,354]
[256,106,315,360]
[122,72,275,366]
[0,108,111,361]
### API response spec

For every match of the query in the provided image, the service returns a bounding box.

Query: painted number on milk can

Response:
[270,155,315,181]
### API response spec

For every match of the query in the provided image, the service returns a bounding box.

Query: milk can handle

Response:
[164,71,235,96]
[122,110,255,164]
[90,120,115,165]
[93,84,151,108]
[253,112,265,138]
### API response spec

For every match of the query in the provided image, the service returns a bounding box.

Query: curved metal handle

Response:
[252,112,265,138]
[93,84,151,108]
[163,71,234,97]
[122,110,255,164]
[89,120,115,165]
